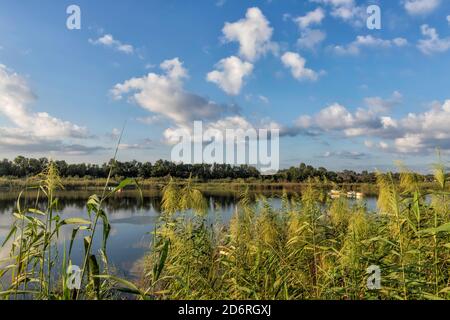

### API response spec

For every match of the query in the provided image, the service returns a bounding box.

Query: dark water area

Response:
[0,190,378,281]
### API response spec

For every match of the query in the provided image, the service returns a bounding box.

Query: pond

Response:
[0,190,378,281]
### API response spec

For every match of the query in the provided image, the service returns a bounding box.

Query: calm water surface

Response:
[0,190,378,280]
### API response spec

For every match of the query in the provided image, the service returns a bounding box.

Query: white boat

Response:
[329,190,341,198]
[347,191,356,198]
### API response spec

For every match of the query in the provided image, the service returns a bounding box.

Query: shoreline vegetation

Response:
[0,157,449,300]
[1,177,447,196]
[1,157,448,195]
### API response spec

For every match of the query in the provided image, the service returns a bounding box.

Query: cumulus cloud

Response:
[111,58,261,144]
[89,34,134,54]
[281,52,319,81]
[310,0,366,27]
[297,103,383,133]
[210,7,277,95]
[404,0,441,16]
[293,8,326,51]
[298,29,327,50]
[294,8,325,29]
[0,64,97,153]
[364,91,403,113]
[417,24,450,55]
[332,35,408,55]
[222,7,278,62]
[281,52,320,81]
[292,92,402,136]
[206,56,254,95]
[111,58,240,127]
[289,93,450,154]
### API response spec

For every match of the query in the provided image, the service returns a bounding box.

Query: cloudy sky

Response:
[0,0,449,172]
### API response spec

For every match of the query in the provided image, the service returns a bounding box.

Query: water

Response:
[0,190,378,280]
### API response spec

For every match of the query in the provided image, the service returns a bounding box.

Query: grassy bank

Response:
[1,176,446,196]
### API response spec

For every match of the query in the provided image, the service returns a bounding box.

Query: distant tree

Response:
[0,156,415,184]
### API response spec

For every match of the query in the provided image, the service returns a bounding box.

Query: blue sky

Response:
[0,0,449,172]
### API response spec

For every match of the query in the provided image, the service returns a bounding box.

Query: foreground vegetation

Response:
[0,159,449,300]
[141,163,450,300]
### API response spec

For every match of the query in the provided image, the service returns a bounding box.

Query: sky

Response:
[0,0,449,172]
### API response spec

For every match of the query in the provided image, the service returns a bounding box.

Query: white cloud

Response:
[0,64,90,151]
[298,29,327,50]
[111,58,239,129]
[447,15,450,25]
[222,7,278,62]
[332,35,408,55]
[310,0,366,27]
[206,56,254,95]
[417,24,450,55]
[294,8,325,29]
[293,8,326,51]
[111,58,282,146]
[294,93,402,135]
[200,116,256,137]
[291,94,450,154]
[89,34,134,54]
[281,52,319,81]
[404,0,441,16]
[364,91,403,113]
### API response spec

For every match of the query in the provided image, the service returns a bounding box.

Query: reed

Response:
[1,159,449,300]
[0,125,141,300]
[140,162,450,300]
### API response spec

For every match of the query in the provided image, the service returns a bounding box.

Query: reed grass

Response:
[0,125,142,300]
[140,162,450,300]
[1,159,449,300]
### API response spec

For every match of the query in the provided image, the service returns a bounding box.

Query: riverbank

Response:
[0,177,446,195]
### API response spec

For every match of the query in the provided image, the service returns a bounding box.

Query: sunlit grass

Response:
[141,161,450,300]
[0,158,449,300]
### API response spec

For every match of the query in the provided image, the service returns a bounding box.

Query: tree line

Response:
[0,156,432,184]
